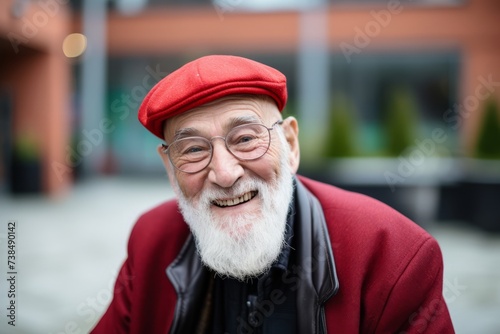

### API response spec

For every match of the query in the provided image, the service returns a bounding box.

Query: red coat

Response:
[91,176,454,333]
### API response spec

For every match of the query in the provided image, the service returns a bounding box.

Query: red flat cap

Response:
[138,55,288,139]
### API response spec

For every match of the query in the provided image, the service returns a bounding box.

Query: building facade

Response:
[1,0,499,195]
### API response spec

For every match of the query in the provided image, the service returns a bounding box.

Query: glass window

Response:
[329,51,461,156]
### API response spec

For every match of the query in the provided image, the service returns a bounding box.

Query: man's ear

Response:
[282,116,300,174]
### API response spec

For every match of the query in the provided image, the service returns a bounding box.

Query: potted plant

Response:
[464,98,500,232]
[382,86,419,157]
[323,94,358,159]
[9,134,42,194]
[475,98,500,160]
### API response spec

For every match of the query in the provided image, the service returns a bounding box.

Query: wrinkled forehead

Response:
[162,94,280,140]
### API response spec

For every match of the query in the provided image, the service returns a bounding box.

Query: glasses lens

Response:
[169,137,212,173]
[226,124,270,160]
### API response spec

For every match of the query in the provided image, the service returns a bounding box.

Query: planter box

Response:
[301,157,500,232]
[458,159,500,232]
[9,157,42,194]
[300,157,456,226]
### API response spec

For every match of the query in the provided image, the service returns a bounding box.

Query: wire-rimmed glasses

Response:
[162,120,283,173]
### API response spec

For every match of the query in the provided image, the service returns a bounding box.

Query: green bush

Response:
[382,87,419,156]
[13,134,39,162]
[475,98,500,159]
[323,94,357,158]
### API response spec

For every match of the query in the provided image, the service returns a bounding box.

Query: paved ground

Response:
[0,176,499,334]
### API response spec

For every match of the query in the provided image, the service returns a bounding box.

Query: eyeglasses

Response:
[162,120,283,174]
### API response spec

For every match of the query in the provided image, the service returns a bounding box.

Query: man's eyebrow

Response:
[171,115,262,142]
[226,115,262,130]
[172,127,201,142]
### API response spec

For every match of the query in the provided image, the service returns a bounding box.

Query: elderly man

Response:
[91,55,454,333]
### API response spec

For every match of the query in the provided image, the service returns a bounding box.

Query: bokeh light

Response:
[62,33,87,58]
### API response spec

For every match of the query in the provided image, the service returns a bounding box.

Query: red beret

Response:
[138,55,288,139]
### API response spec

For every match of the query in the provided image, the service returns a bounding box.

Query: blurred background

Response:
[1,0,500,333]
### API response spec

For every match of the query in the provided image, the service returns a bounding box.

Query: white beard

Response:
[173,134,294,280]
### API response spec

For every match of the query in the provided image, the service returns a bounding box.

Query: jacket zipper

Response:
[318,306,327,334]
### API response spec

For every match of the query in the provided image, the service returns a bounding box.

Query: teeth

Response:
[213,191,256,207]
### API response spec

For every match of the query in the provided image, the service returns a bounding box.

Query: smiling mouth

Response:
[212,191,258,208]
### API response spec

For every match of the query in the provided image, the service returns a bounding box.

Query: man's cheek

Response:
[177,178,203,200]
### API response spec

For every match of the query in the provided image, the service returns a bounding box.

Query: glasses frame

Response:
[161,120,284,174]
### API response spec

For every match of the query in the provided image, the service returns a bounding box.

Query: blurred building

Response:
[0,0,72,195]
[1,0,500,200]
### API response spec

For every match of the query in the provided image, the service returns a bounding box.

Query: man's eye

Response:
[183,146,205,155]
[239,136,255,143]
[233,135,257,145]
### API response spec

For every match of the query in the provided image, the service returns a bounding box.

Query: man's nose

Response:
[207,140,244,188]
